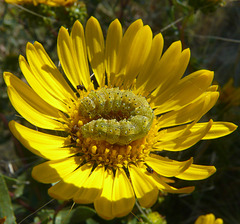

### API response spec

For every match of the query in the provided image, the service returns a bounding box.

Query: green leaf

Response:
[0,175,16,224]
[36,209,55,224]
[86,218,99,224]
[55,206,96,224]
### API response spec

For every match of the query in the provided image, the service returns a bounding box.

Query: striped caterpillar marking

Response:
[79,88,154,145]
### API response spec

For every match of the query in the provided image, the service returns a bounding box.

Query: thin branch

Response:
[160,17,184,32]
[189,33,240,44]
[11,3,57,22]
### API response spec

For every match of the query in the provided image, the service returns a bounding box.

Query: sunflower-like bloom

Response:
[195,214,223,224]
[5,0,77,6]
[4,17,237,219]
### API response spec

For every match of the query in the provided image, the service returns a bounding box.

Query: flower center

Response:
[67,87,156,168]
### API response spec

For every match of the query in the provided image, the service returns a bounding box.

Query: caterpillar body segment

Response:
[79,88,154,145]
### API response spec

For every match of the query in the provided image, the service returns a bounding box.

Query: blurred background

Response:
[0,0,240,223]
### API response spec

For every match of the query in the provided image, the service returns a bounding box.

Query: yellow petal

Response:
[73,164,105,204]
[129,164,158,208]
[176,164,216,180]
[157,91,219,127]
[142,168,195,194]
[31,41,76,101]
[19,54,69,113]
[152,47,190,96]
[136,33,164,93]
[57,26,84,90]
[9,121,75,160]
[112,168,135,218]
[144,41,188,95]
[123,25,152,87]
[70,20,91,90]
[145,155,193,177]
[215,218,223,224]
[26,42,75,103]
[32,157,82,183]
[195,214,217,224]
[85,17,105,87]
[152,70,214,112]
[4,72,65,130]
[197,121,237,140]
[154,120,213,151]
[48,162,93,200]
[115,19,143,81]
[105,19,122,86]
[155,121,191,141]
[94,169,115,220]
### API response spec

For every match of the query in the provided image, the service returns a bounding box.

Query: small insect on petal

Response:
[146,166,154,174]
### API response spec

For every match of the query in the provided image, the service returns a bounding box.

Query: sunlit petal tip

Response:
[177,164,216,180]
[18,54,23,60]
[231,123,238,131]
[216,219,224,224]
[71,20,84,38]
[171,40,182,51]
[203,121,238,140]
[85,16,105,87]
[9,120,20,138]
[59,26,69,38]
[33,41,41,47]
[109,19,122,33]
[142,25,153,40]
[3,72,12,86]
[134,18,143,25]
[154,32,164,46]
[208,166,216,176]
[87,16,100,26]
[125,19,144,34]
[203,70,214,82]
[182,47,190,60]
[26,41,32,48]
[72,19,81,27]
[112,18,120,24]
[26,41,35,52]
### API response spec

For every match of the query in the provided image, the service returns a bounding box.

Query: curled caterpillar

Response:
[79,88,154,145]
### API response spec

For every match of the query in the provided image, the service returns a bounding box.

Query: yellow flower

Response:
[5,0,77,6]
[3,17,237,220]
[195,214,223,224]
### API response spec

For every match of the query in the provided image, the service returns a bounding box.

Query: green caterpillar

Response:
[79,88,154,145]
